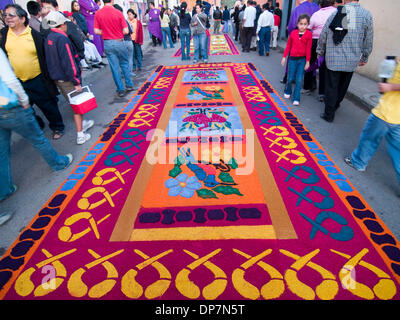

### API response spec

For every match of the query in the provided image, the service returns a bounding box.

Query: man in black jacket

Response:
[1,4,65,139]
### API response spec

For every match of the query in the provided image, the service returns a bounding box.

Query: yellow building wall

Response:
[355,0,400,81]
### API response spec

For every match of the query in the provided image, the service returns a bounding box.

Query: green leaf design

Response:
[218,172,235,184]
[169,165,182,178]
[213,185,243,196]
[196,188,218,199]
[174,155,185,166]
[229,158,238,169]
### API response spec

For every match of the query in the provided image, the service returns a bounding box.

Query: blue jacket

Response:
[44,29,81,86]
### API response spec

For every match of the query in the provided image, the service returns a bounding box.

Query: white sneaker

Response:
[284,94,291,99]
[77,132,91,145]
[82,119,94,132]
[293,101,300,106]
[0,211,14,226]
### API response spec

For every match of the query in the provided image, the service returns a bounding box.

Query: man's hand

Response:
[358,61,367,67]
[305,61,310,71]
[74,85,83,93]
[378,82,400,93]
[281,57,286,67]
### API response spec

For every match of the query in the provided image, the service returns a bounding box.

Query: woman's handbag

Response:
[196,15,210,37]
[0,77,19,109]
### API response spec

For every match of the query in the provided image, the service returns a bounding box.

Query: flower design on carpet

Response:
[164,173,202,198]
[167,147,243,200]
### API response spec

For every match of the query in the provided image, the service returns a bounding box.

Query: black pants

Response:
[242,27,254,51]
[234,22,240,41]
[303,39,318,91]
[152,35,161,46]
[324,69,354,121]
[22,74,64,132]
[170,25,177,43]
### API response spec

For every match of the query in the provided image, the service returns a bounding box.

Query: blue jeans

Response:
[179,28,191,60]
[351,113,400,185]
[193,32,208,62]
[258,26,271,55]
[123,40,134,76]
[0,106,70,200]
[132,41,143,69]
[103,39,133,93]
[285,57,306,102]
[161,27,174,48]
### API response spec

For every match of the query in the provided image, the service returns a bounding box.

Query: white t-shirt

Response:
[243,6,256,28]
[256,10,275,33]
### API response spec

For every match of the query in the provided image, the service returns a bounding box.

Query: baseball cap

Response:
[44,10,69,28]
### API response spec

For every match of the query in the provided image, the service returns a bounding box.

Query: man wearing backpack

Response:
[213,6,222,34]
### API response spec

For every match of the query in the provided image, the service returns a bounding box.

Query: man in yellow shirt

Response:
[1,4,65,139]
[345,58,400,193]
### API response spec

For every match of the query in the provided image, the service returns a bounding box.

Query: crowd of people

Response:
[0,0,399,226]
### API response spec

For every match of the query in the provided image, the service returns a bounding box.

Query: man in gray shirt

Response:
[27,0,41,32]
[317,0,373,122]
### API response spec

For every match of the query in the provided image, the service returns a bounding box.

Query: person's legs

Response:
[0,125,13,200]
[235,22,239,41]
[293,58,306,102]
[214,20,219,34]
[180,29,186,60]
[335,71,354,110]
[185,30,192,59]
[284,59,297,97]
[258,27,266,56]
[104,40,125,93]
[131,41,137,70]
[6,107,71,171]
[350,114,387,170]
[323,68,340,121]
[265,26,271,54]
[161,27,167,48]
[385,123,400,186]
[115,41,133,89]
[124,40,135,76]
[135,43,143,68]
[200,32,208,61]
[22,75,64,134]
[272,26,278,48]
[319,59,327,96]
[243,27,251,51]
[193,34,200,62]
[303,39,318,91]
[166,27,174,48]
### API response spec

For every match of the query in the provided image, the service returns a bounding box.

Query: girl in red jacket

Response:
[281,14,312,106]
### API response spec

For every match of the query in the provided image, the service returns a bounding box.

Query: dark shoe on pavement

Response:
[52,130,64,140]
[320,113,334,123]
[118,91,126,98]
[126,86,134,92]
[266,52,270,56]
[344,156,366,172]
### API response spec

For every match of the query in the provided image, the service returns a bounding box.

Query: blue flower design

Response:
[164,173,202,198]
